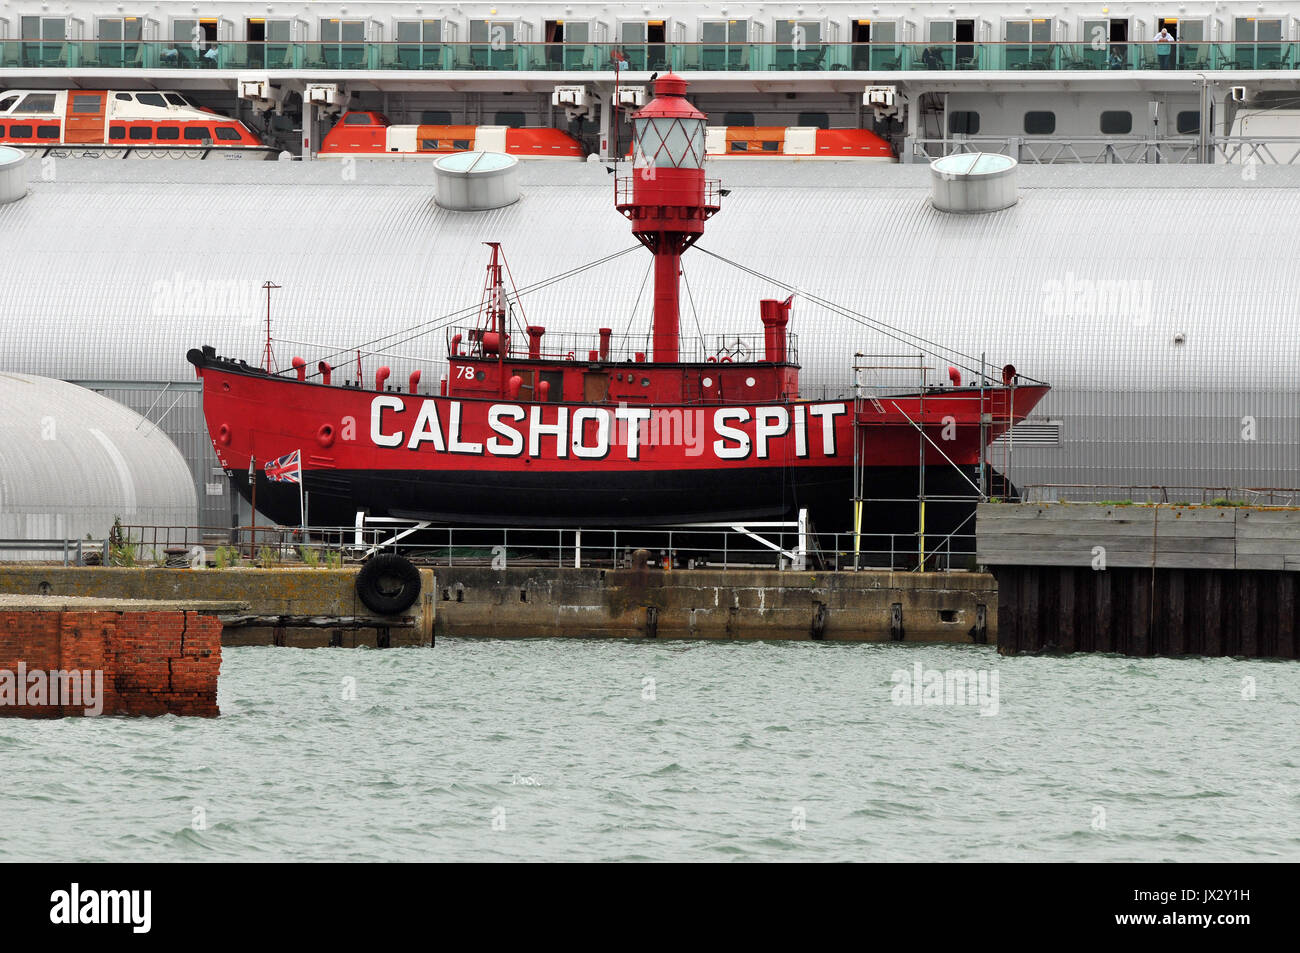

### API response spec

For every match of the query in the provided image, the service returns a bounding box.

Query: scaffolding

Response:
[850,351,1020,572]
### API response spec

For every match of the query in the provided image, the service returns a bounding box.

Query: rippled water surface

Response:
[1,641,1297,862]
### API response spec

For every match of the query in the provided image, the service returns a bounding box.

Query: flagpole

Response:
[297,450,305,531]
[249,454,257,560]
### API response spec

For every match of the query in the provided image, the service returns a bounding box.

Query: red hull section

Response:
[188,348,1047,529]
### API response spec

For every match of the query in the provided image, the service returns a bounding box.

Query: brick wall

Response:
[0,609,221,717]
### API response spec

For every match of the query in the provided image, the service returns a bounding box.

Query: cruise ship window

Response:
[19,94,57,113]
[321,19,366,43]
[156,126,180,140]
[184,127,212,140]
[702,19,749,48]
[396,20,442,43]
[1023,111,1056,134]
[37,125,60,139]
[109,126,125,140]
[20,17,67,41]
[72,95,103,114]
[798,112,830,129]
[494,111,526,128]
[948,111,980,135]
[1005,18,1053,43]
[724,112,755,127]
[775,20,822,45]
[1176,111,1200,134]
[470,20,516,44]
[137,93,166,108]
[128,127,153,140]
[115,93,133,101]
[98,17,143,42]
[215,127,241,141]
[1100,111,1132,134]
[173,19,218,45]
[9,125,32,137]
[420,111,453,124]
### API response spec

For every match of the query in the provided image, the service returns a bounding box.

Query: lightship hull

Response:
[190,350,1048,536]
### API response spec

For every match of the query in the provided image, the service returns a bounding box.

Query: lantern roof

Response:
[634,74,706,122]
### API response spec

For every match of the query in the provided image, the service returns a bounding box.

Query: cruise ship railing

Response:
[4,40,1298,74]
[913,137,1202,165]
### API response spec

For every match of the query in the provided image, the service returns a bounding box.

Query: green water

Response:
[1,641,1296,862]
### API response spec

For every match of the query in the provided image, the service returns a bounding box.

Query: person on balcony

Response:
[1153,28,1175,70]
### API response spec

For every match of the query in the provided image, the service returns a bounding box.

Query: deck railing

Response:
[2,522,976,573]
[3,40,1296,74]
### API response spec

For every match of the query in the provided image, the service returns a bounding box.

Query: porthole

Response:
[745,376,756,387]
[641,378,650,387]
[476,371,487,382]
[702,376,713,388]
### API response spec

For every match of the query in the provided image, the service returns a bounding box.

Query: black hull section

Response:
[237,464,986,539]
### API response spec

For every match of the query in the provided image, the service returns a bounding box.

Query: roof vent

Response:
[929,152,1018,214]
[434,151,520,211]
[0,146,29,205]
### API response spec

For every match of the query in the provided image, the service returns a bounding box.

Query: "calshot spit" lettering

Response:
[369,397,847,462]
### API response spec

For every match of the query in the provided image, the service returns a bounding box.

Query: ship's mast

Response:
[262,280,280,372]
[478,241,510,394]
[615,74,719,363]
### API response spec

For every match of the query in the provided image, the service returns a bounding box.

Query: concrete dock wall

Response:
[0,565,996,645]
[0,568,435,648]
[433,567,997,642]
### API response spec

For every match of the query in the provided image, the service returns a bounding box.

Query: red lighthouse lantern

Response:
[615,74,721,363]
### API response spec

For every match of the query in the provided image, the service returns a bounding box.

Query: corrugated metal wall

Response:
[2,160,1298,515]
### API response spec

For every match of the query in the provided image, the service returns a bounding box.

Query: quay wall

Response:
[432,567,997,642]
[0,568,435,648]
[0,597,222,717]
[0,566,996,644]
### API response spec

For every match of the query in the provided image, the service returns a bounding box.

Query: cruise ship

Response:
[5,1,1300,163]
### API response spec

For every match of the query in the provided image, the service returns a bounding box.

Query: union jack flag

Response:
[264,450,302,484]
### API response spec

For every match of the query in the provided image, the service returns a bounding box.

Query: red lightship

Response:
[188,75,1047,539]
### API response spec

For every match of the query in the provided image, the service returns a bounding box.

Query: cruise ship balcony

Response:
[2,40,1297,74]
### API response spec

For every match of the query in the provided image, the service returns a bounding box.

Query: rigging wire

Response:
[301,245,643,377]
[679,262,707,359]
[693,245,1045,385]
[622,255,655,347]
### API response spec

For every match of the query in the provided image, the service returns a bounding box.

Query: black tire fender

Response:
[356,553,421,615]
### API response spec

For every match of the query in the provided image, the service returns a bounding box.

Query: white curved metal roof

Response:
[0,373,197,547]
[2,159,1299,500]
[2,160,1297,391]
